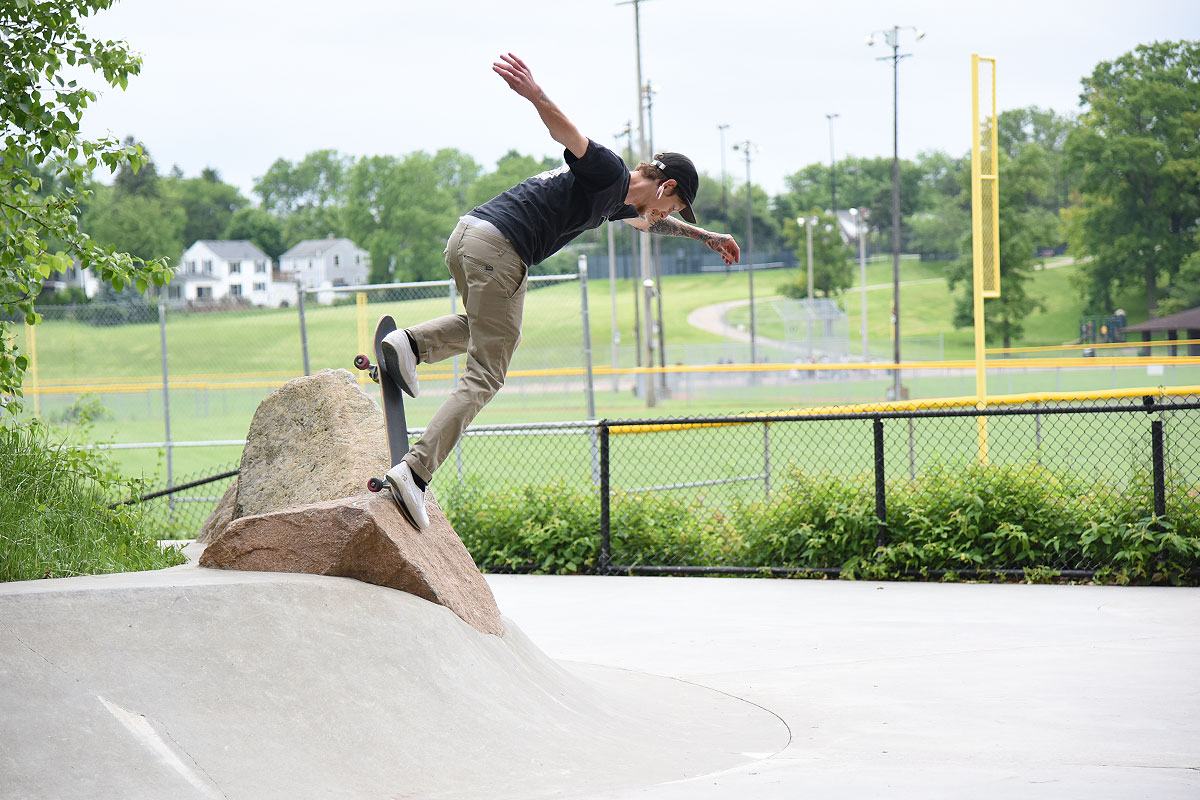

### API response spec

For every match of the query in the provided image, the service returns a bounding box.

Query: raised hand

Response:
[492,53,542,102]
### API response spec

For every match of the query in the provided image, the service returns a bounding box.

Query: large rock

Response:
[200,491,503,636]
[197,368,389,543]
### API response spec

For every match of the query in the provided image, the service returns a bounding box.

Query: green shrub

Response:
[440,461,1200,584]
[0,414,185,581]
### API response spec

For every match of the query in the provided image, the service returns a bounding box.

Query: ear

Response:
[661,178,678,195]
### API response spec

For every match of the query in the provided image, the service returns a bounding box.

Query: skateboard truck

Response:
[353,353,379,383]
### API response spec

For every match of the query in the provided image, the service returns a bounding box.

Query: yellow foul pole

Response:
[971,54,999,464]
[25,321,40,417]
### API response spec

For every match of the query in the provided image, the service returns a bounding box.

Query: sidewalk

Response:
[2,562,1195,798]
[486,574,1200,799]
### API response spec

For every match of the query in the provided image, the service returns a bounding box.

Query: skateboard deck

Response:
[353,315,409,469]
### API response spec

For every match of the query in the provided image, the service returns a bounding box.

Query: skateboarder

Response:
[380,53,741,529]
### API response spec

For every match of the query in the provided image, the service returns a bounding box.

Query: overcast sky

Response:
[79,0,1200,201]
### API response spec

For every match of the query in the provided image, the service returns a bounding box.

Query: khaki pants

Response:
[402,220,527,484]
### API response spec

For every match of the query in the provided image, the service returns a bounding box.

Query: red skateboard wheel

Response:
[367,477,384,493]
[353,354,370,370]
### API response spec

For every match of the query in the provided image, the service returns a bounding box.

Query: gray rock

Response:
[199,491,504,636]
[231,368,390,524]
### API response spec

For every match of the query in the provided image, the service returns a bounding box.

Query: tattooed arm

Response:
[492,53,588,159]
[626,215,741,266]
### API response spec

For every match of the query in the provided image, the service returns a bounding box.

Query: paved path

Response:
[487,574,1200,799]
[686,258,1079,345]
[6,538,1193,799]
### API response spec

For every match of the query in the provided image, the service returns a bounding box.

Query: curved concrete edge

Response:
[0,566,787,799]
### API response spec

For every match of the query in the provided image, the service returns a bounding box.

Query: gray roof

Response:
[1124,306,1200,333]
[280,237,362,259]
[193,240,268,260]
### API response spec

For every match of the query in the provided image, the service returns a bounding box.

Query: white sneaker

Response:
[381,329,420,398]
[385,461,430,530]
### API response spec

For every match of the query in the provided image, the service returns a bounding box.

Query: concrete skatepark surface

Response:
[2,547,1198,798]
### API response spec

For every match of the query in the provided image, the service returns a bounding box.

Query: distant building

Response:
[41,263,101,299]
[177,240,296,307]
[279,236,370,303]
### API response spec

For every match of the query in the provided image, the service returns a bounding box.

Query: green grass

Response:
[0,417,186,581]
[14,257,1198,488]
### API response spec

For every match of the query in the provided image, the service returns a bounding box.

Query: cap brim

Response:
[680,205,696,224]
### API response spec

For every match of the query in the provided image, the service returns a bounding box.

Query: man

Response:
[381,53,741,529]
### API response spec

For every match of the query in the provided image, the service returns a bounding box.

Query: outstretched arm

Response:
[493,53,589,159]
[625,216,741,266]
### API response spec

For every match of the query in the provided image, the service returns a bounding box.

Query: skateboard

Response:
[353,315,410,495]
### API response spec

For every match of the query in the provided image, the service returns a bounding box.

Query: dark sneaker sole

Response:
[380,339,417,398]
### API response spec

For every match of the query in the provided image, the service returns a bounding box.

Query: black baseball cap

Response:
[651,152,698,223]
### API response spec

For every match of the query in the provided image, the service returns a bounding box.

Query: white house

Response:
[176,240,296,307]
[279,236,371,300]
[42,263,101,299]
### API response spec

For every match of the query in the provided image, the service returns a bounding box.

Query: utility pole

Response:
[826,112,839,219]
[869,24,923,401]
[645,80,668,392]
[717,123,730,214]
[733,140,757,367]
[618,0,655,406]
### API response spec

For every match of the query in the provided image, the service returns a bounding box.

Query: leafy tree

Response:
[727,181,784,259]
[997,106,1078,212]
[1065,41,1200,315]
[1158,231,1200,316]
[1,1,173,411]
[83,182,185,263]
[779,209,853,298]
[430,148,482,211]
[906,195,970,258]
[946,144,1059,348]
[783,156,920,252]
[81,141,185,263]
[223,207,286,261]
[253,149,351,246]
[165,167,249,246]
[343,151,461,282]
[905,151,970,257]
[111,134,159,197]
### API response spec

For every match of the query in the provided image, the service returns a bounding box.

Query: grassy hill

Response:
[15,255,1190,483]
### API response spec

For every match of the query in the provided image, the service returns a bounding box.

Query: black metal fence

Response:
[139,392,1200,583]
[589,393,1200,581]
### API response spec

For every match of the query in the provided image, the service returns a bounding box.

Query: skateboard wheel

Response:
[354,354,370,370]
[367,477,385,493]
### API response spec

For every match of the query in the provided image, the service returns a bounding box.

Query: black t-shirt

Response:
[471,139,639,266]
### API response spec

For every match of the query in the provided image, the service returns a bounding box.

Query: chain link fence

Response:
[119,390,1200,583]
[431,390,1200,583]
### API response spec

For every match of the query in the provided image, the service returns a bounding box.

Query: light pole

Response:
[644,80,668,391]
[608,126,632,394]
[826,112,839,219]
[800,215,818,360]
[733,140,757,366]
[850,206,869,359]
[618,0,655,405]
[801,215,817,302]
[868,24,924,401]
[717,123,730,214]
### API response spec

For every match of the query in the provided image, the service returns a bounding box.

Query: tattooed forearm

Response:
[646,216,713,243]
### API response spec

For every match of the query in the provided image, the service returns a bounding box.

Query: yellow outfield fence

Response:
[987,339,1200,356]
[606,385,1200,435]
[19,357,1200,397]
